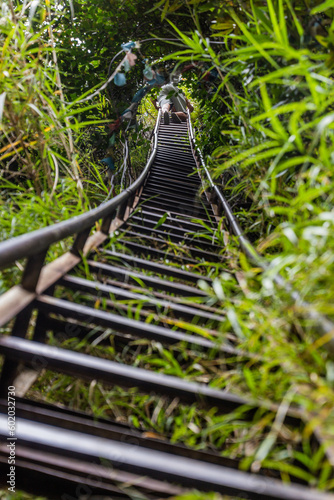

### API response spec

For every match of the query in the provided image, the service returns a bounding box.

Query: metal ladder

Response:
[0,113,332,500]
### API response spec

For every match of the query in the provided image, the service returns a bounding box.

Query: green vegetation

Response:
[2,0,334,498]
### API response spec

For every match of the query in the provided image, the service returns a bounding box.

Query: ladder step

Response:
[121,231,222,261]
[130,214,212,233]
[0,333,248,410]
[60,275,223,323]
[86,260,209,296]
[116,239,202,265]
[98,250,214,283]
[124,223,219,249]
[136,202,215,225]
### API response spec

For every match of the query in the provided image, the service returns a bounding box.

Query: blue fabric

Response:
[121,41,135,51]
[123,59,130,73]
[131,86,150,103]
[143,63,154,80]
[121,108,131,116]
[209,68,218,80]
[146,78,157,86]
[155,73,165,85]
[109,133,116,146]
[101,157,115,171]
[114,72,126,86]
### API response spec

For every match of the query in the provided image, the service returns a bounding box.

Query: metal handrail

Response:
[187,110,334,353]
[187,111,261,265]
[0,110,161,269]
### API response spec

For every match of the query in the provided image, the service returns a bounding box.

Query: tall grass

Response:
[0,1,131,291]
[161,0,334,316]
[2,1,334,497]
[139,0,334,493]
[0,1,114,218]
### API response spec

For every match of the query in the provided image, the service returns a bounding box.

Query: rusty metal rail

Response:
[0,112,333,499]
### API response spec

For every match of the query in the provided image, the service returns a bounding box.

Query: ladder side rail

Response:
[0,111,161,271]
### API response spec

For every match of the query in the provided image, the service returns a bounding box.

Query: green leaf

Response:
[146,0,166,14]
[311,0,334,14]
[243,367,256,392]
[285,0,304,36]
[0,93,6,123]
[153,212,169,229]
[216,140,280,172]
[229,10,280,70]
[130,276,146,288]
[267,0,282,43]
[259,84,288,140]
[278,0,288,45]
[161,0,170,20]
[255,433,277,461]
[167,19,204,52]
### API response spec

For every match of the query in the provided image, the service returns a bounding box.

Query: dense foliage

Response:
[2,0,334,498]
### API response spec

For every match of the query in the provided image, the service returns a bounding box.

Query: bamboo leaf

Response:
[267,0,282,43]
[311,0,334,14]
[278,0,288,45]
[154,212,169,229]
[146,0,166,14]
[29,0,40,23]
[0,93,6,124]
[161,0,170,20]
[259,83,288,140]
[229,10,280,69]
[285,0,304,36]
[216,140,280,172]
